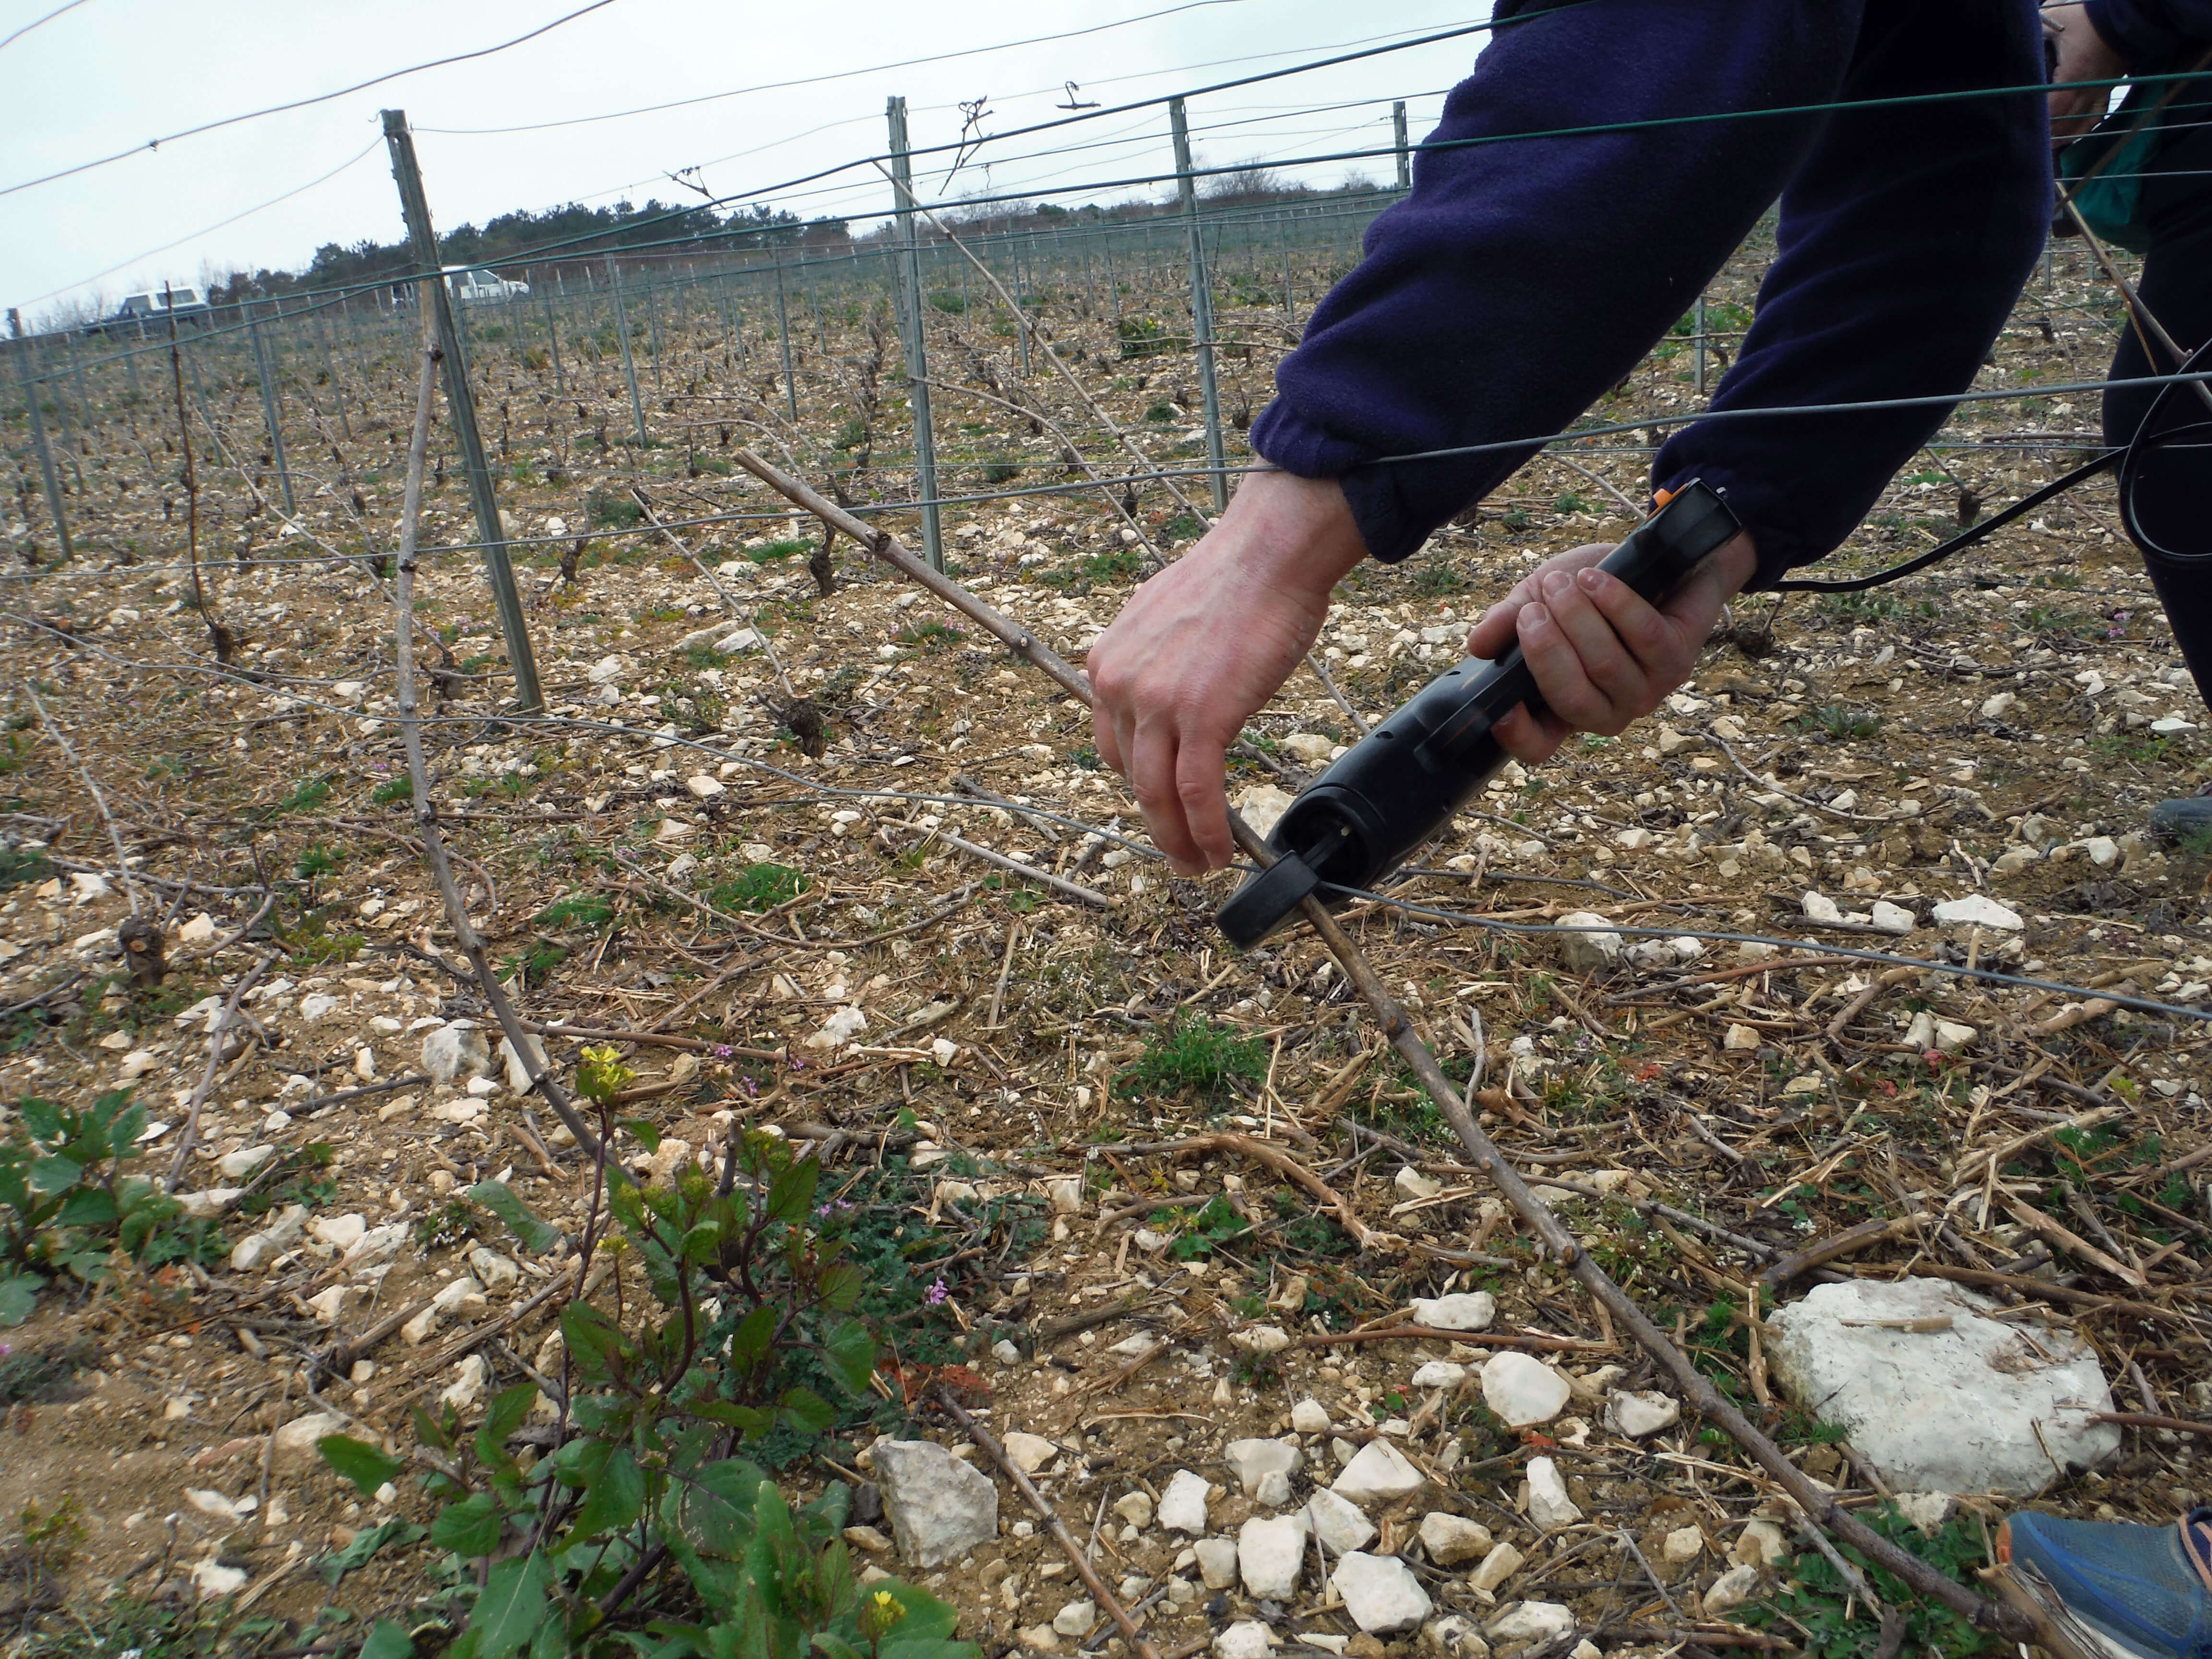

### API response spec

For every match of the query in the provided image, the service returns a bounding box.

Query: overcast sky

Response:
[1,0,1497,327]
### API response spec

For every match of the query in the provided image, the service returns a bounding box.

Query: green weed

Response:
[1118,1016,1266,1101]
[709,863,808,913]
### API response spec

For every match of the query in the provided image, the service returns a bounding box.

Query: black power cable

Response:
[1776,337,2212,592]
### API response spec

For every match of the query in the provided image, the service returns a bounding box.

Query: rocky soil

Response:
[0,226,2208,1659]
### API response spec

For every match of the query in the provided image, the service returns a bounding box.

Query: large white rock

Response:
[1930,894,2023,931]
[497,1033,547,1095]
[1419,1513,1494,1567]
[1306,1487,1376,1556]
[1410,1292,1495,1332]
[422,1022,491,1084]
[1486,1603,1573,1647]
[1334,1439,1425,1505]
[1216,1622,1275,1659]
[1291,1398,1333,1435]
[872,1439,1000,1567]
[229,1202,309,1272]
[271,1411,343,1467]
[1481,1352,1572,1428]
[1604,1389,1680,1438]
[1234,783,1297,841]
[1225,1437,1303,1496]
[1195,1536,1241,1589]
[1524,1457,1582,1530]
[1765,1279,2120,1495]
[1413,1361,1469,1389]
[1423,1614,1491,1659]
[1553,912,1622,970]
[1158,1468,1210,1536]
[1001,1431,1058,1473]
[1332,1551,1433,1635]
[1702,1564,1762,1615]
[1471,1542,1525,1595]
[1052,1600,1096,1638]
[1238,1512,1309,1600]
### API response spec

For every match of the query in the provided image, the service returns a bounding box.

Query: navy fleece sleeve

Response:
[1249,0,2050,588]
[2088,0,2212,63]
[1656,2,2052,589]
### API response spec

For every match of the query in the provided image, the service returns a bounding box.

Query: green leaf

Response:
[361,1620,418,1659]
[528,1616,570,1659]
[429,1491,504,1557]
[765,1156,821,1227]
[563,1301,629,1383]
[619,1118,662,1155]
[319,1519,425,1585]
[815,1262,864,1313]
[562,1445,644,1548]
[678,1220,722,1264]
[19,1098,61,1143]
[476,1382,538,1467]
[727,1305,776,1370]
[468,1180,564,1255]
[671,1458,767,1559]
[469,1550,551,1659]
[821,1319,875,1398]
[55,1186,119,1227]
[318,1433,405,1497]
[0,1274,37,1327]
[780,1386,834,1436]
[877,1640,980,1659]
[867,1583,961,1644]
[810,1636,863,1659]
[28,1155,83,1194]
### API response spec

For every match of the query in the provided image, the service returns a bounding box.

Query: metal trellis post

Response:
[1394,100,1412,192]
[380,107,544,713]
[772,258,799,423]
[887,95,945,572]
[605,257,650,446]
[14,350,72,560]
[541,292,566,394]
[248,320,297,517]
[1695,292,1709,397]
[1170,97,1228,513]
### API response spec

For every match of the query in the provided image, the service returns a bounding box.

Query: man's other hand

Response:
[1461,530,1758,765]
[2046,3,2127,142]
[1089,471,1367,875]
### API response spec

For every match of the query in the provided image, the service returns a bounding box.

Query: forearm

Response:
[1656,4,2051,589]
[1251,0,1862,562]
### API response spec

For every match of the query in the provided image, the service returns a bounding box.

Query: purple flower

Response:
[713,1045,734,1060]
[925,1278,949,1306]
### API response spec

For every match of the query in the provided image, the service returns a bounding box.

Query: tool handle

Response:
[1420,483,1738,764]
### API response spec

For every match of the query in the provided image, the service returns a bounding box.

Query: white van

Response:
[451,268,530,305]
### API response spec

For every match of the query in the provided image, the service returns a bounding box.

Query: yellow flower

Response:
[576,1044,636,1104]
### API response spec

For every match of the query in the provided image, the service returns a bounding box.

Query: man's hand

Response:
[2047,3,2127,141]
[1089,471,1367,875]
[1462,530,1758,765]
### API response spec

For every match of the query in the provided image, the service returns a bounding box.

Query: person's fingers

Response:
[1491,700,1567,766]
[1516,588,1625,733]
[1093,703,1126,779]
[1536,567,1650,718]
[1582,564,1691,685]
[1129,724,1204,876]
[1175,733,1237,871]
[1465,581,1536,660]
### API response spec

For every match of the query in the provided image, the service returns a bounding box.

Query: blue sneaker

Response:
[1996,1509,2212,1659]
